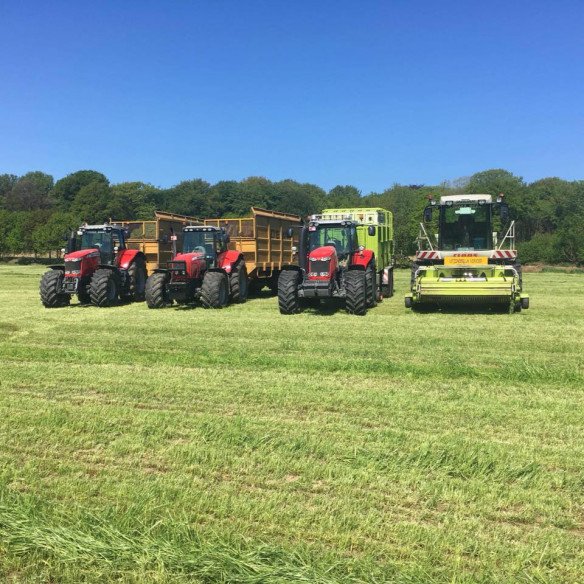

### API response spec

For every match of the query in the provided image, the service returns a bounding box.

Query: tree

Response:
[0,174,17,209]
[52,170,109,208]
[325,185,362,208]
[5,171,54,211]
[71,181,112,223]
[109,182,160,220]
[32,212,79,255]
[161,179,212,217]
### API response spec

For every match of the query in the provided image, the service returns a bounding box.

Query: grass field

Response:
[0,265,583,583]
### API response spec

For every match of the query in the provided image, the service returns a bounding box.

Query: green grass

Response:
[0,265,583,583]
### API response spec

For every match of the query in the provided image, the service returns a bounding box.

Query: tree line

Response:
[0,168,582,263]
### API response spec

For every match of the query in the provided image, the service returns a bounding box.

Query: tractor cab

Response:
[181,226,229,268]
[307,219,358,259]
[69,225,128,266]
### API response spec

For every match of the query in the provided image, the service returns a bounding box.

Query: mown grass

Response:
[0,265,582,583]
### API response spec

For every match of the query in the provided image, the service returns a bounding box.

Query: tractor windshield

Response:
[308,224,356,258]
[183,230,219,256]
[439,204,493,251]
[79,231,114,253]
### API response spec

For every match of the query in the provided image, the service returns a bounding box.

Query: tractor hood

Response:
[65,248,99,261]
[172,251,207,277]
[309,245,336,261]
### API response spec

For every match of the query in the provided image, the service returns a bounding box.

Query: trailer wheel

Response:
[40,270,70,308]
[345,270,367,316]
[145,272,171,308]
[90,269,120,307]
[127,257,147,302]
[365,266,377,308]
[230,265,248,303]
[201,271,229,308]
[278,270,301,314]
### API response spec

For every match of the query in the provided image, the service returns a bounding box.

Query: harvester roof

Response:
[439,194,492,205]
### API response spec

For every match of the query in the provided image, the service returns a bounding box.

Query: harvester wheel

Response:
[278,270,301,314]
[521,297,529,309]
[77,286,91,304]
[201,271,229,308]
[90,269,120,307]
[365,266,377,308]
[127,257,147,302]
[145,272,171,308]
[40,270,70,308]
[230,264,248,303]
[345,270,367,316]
[405,296,413,309]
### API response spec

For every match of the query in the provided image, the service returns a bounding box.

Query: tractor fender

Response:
[116,249,145,270]
[217,250,244,274]
[281,265,301,272]
[351,250,374,270]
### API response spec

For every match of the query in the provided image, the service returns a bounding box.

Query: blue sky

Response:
[1,0,583,193]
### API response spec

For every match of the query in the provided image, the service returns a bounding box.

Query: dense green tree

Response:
[109,182,160,220]
[32,212,79,255]
[71,181,112,223]
[5,172,54,211]
[0,174,18,208]
[51,170,109,208]
[325,185,362,208]
[161,179,212,217]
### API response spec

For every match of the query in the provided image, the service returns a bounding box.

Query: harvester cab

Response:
[405,194,529,312]
[278,208,395,316]
[40,223,147,308]
[145,225,248,309]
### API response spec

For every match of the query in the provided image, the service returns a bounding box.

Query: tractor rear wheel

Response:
[145,272,171,308]
[230,265,248,303]
[127,257,147,302]
[278,270,301,314]
[345,270,367,315]
[40,270,70,308]
[90,269,120,307]
[365,266,377,308]
[200,271,229,308]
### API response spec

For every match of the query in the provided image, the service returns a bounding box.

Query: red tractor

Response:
[40,224,147,308]
[278,217,379,315]
[145,225,248,308]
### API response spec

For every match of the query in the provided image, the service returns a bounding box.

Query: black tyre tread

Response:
[40,270,70,308]
[345,270,367,315]
[127,258,147,302]
[365,266,376,308]
[145,272,171,308]
[230,264,248,303]
[200,271,229,308]
[278,270,300,315]
[77,287,91,304]
[89,269,119,307]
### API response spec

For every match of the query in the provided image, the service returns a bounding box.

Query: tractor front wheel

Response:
[230,264,248,303]
[127,258,147,302]
[145,272,171,308]
[200,271,229,308]
[345,270,367,316]
[77,286,91,304]
[365,266,377,308]
[40,270,70,308]
[90,269,120,307]
[278,270,301,314]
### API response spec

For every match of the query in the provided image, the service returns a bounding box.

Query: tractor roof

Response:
[308,219,358,227]
[439,194,493,205]
[80,224,125,232]
[183,225,221,232]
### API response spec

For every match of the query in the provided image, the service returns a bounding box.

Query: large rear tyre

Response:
[90,269,120,307]
[200,271,229,308]
[278,270,301,315]
[145,272,171,308]
[345,270,367,315]
[365,266,376,308]
[126,257,147,302]
[40,270,70,308]
[230,264,248,303]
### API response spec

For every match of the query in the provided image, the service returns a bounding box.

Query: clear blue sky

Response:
[1,0,583,193]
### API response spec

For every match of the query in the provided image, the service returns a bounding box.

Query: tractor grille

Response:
[308,259,330,277]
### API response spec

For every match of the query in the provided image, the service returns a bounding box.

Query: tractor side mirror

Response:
[500,203,509,223]
[367,225,376,236]
[423,207,433,223]
[286,227,294,238]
